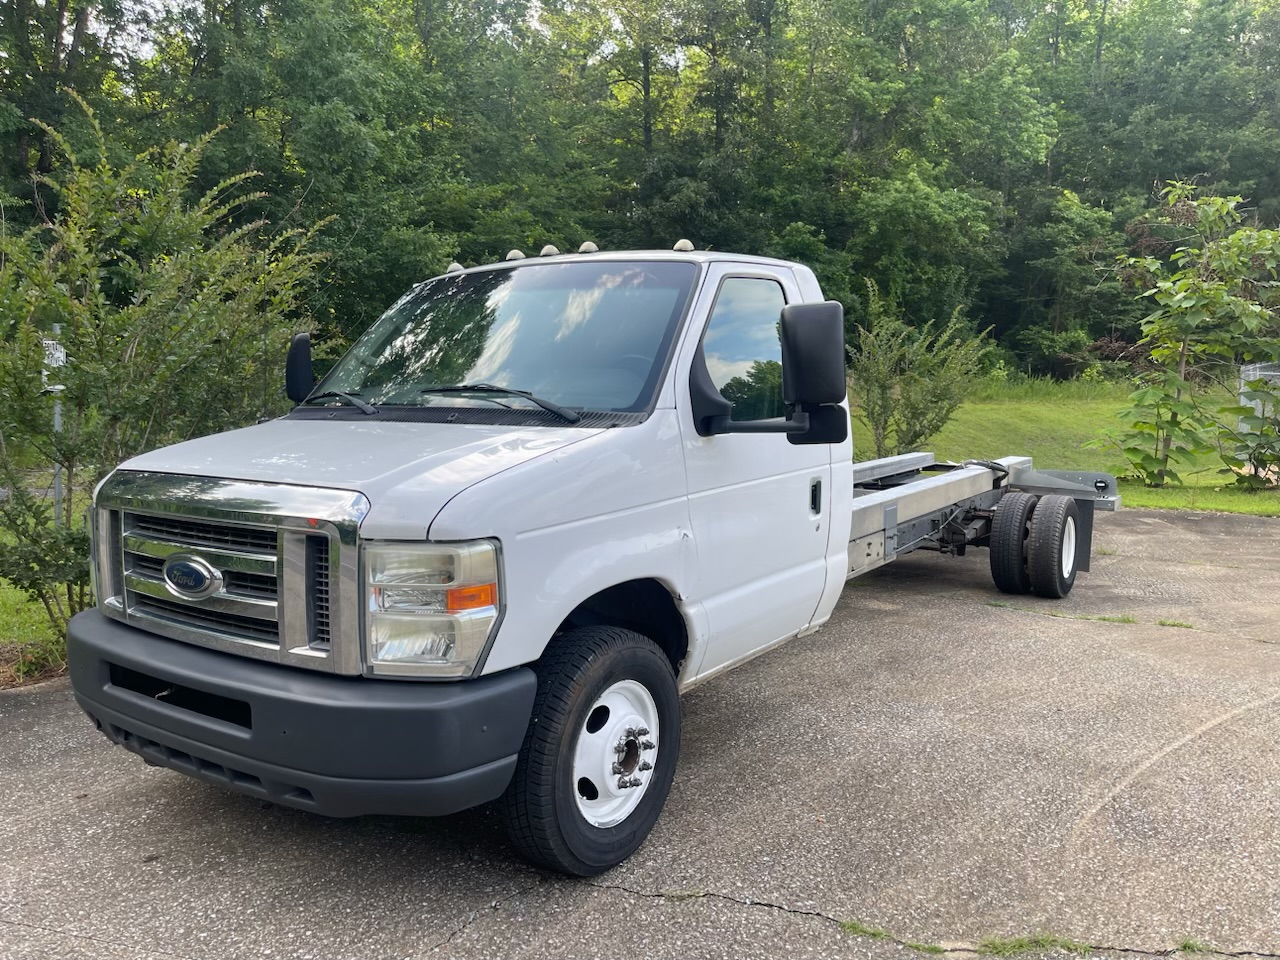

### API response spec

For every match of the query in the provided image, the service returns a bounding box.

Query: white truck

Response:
[68,246,1118,875]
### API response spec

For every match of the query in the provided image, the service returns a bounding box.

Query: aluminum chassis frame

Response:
[845,452,1120,581]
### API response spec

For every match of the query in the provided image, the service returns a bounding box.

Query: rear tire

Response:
[501,626,680,876]
[989,491,1038,594]
[1027,494,1080,598]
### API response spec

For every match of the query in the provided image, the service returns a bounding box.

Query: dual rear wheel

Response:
[989,492,1080,598]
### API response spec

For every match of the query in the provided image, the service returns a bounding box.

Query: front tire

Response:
[501,626,680,876]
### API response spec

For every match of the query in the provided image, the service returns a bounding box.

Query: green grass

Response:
[840,920,892,940]
[853,378,1280,517]
[1158,619,1195,629]
[837,920,1219,957]
[838,920,945,954]
[0,579,63,685]
[986,602,1138,624]
[977,934,1090,957]
[1177,939,1216,954]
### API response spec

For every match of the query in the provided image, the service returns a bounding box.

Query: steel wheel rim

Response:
[573,679,660,828]
[1062,515,1077,579]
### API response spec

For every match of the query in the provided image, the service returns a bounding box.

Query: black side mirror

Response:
[285,333,313,403]
[689,299,848,442]
[780,301,847,406]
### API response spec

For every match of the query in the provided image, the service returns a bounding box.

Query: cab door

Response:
[678,266,833,678]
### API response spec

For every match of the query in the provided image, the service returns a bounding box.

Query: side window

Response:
[702,277,787,421]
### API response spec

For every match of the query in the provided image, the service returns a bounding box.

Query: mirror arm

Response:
[707,410,810,435]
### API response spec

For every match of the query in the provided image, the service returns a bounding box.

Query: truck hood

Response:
[119,418,603,538]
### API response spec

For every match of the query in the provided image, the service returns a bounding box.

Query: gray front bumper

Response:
[67,610,536,817]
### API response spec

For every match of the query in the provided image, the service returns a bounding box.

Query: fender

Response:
[428,409,708,678]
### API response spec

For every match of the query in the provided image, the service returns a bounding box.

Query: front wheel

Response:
[501,626,680,875]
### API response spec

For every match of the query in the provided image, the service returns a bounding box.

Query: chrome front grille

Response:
[128,513,279,553]
[307,537,332,649]
[94,472,368,675]
[131,591,282,644]
[121,511,283,646]
[128,553,279,599]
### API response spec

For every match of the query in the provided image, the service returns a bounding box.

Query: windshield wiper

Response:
[420,383,581,424]
[303,390,379,415]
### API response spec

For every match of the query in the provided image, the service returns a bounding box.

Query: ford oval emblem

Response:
[162,555,223,600]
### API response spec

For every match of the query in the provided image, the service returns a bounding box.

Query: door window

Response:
[701,277,787,421]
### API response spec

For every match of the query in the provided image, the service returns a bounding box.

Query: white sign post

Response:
[43,329,66,526]
[43,339,67,369]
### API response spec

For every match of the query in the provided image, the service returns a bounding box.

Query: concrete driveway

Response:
[3,508,1280,960]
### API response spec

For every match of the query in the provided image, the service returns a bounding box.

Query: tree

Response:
[848,282,992,458]
[0,103,324,637]
[1096,183,1280,486]
[0,0,126,196]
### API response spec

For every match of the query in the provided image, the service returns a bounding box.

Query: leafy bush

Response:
[848,282,993,458]
[1095,183,1280,486]
[1099,371,1215,486]
[0,100,324,645]
[1217,378,1280,490]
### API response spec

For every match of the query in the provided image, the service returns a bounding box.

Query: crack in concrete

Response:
[588,877,853,931]
[0,915,201,960]
[417,886,530,956]
[585,880,1280,959]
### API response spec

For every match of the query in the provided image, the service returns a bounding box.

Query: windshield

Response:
[316,261,699,414]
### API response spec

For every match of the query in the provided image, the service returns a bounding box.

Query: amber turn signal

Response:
[446,582,498,611]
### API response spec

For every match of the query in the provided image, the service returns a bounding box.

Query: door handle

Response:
[810,478,822,514]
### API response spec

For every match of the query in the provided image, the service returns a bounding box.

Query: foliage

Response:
[1013,325,1093,380]
[1095,183,1280,486]
[903,378,1280,516]
[4,0,1280,660]
[0,576,61,683]
[1216,378,1280,490]
[6,0,1280,360]
[848,283,993,458]
[0,102,324,636]
[1102,372,1215,486]
[994,190,1141,371]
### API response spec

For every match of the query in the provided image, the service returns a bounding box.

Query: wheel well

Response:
[555,579,689,673]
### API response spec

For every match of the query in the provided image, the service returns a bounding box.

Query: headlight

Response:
[362,540,502,678]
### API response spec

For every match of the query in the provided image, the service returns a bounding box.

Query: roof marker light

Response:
[540,244,560,256]
[446,261,464,273]
[578,241,599,253]
[506,249,526,260]
[673,239,695,252]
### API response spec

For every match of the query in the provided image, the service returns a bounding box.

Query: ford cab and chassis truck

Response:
[68,247,1118,875]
